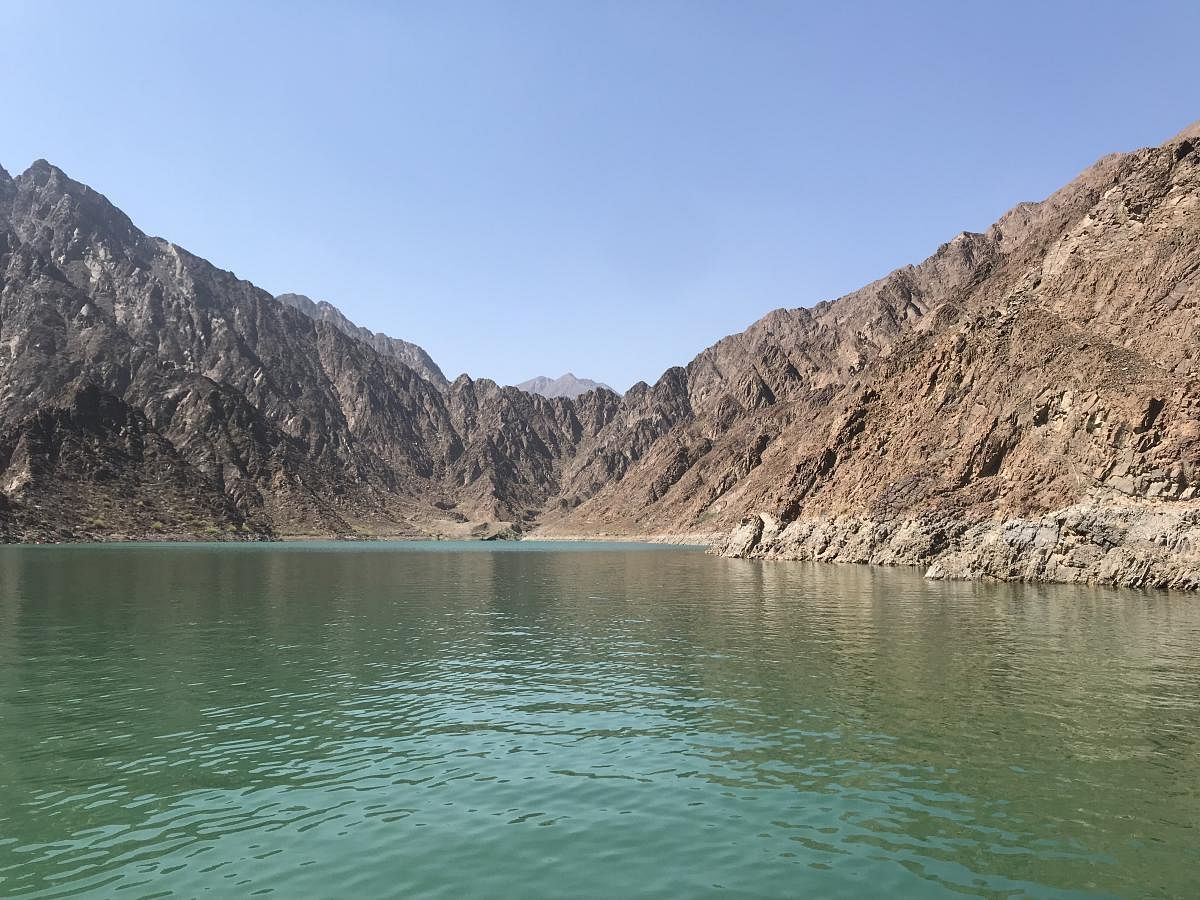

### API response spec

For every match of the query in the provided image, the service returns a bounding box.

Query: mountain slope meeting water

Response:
[0,121,1198,588]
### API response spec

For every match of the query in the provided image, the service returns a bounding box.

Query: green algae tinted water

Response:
[0,543,1197,898]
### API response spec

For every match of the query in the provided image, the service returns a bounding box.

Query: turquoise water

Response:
[0,542,1197,897]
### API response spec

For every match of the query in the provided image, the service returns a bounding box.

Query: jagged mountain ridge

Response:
[275,292,448,389]
[1,121,1198,588]
[517,373,613,399]
[0,159,621,540]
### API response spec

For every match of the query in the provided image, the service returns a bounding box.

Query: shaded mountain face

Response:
[0,160,619,540]
[2,121,1198,588]
[517,373,613,399]
[275,292,448,389]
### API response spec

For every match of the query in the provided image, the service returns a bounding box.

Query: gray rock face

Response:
[924,497,1200,590]
[0,165,14,216]
[517,373,613,399]
[714,496,1200,591]
[0,159,619,540]
[275,292,448,389]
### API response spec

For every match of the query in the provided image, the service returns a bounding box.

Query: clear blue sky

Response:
[2,1,1197,390]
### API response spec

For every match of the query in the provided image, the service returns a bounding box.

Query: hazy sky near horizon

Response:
[2,1,1197,390]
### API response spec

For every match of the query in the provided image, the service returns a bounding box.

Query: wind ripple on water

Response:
[0,543,1197,897]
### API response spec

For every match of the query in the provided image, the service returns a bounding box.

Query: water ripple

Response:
[0,543,1197,897]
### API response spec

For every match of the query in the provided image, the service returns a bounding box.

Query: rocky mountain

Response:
[275,292,448,389]
[517,373,613,399]
[2,120,1198,589]
[0,159,619,541]
[534,120,1200,590]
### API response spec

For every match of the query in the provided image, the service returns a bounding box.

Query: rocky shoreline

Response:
[715,492,1200,591]
[6,506,1195,594]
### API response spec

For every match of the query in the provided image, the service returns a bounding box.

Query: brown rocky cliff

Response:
[537,127,1199,589]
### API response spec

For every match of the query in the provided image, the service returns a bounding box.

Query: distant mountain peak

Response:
[517,373,614,399]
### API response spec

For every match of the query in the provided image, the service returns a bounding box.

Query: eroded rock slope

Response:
[540,123,1200,589]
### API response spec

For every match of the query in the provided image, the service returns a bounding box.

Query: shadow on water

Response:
[0,543,1197,897]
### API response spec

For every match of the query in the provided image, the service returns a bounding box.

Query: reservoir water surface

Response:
[0,542,1196,897]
